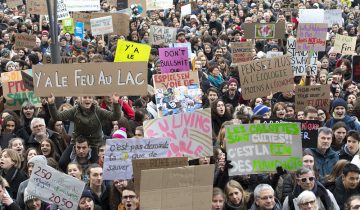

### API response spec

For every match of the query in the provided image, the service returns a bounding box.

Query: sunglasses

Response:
[298,176,315,183]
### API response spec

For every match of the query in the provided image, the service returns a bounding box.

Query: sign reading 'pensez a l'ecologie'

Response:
[225,123,303,176]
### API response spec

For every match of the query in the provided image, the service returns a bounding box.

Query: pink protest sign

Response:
[143,108,213,159]
[159,47,189,73]
[296,23,327,52]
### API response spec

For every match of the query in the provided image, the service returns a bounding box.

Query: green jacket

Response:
[48,102,121,146]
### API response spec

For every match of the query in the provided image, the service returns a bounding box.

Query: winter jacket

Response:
[27,129,66,155]
[0,167,27,200]
[339,145,358,161]
[0,202,21,210]
[333,176,360,210]
[305,148,339,178]
[249,197,282,210]
[325,115,360,131]
[16,179,28,209]
[48,102,121,146]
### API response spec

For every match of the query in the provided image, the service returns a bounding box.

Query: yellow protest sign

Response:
[114,40,151,62]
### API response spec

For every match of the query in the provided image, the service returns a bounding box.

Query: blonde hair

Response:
[1,149,22,169]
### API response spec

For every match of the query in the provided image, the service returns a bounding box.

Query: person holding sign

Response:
[0,176,21,210]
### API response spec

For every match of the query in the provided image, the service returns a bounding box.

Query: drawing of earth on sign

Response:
[130,4,143,18]
[255,24,275,39]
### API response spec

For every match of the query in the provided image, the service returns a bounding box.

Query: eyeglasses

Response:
[258,195,274,200]
[298,176,315,183]
[33,124,44,129]
[122,195,136,200]
[300,200,316,206]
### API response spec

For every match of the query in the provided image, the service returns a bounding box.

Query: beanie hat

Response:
[0,48,10,57]
[41,30,49,36]
[112,127,127,139]
[28,155,48,166]
[228,77,238,86]
[332,98,347,109]
[81,189,94,200]
[253,104,271,116]
[24,188,37,203]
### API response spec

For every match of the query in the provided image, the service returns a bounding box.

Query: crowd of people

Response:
[0,0,360,209]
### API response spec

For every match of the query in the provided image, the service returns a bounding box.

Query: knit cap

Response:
[253,104,271,116]
[112,127,127,139]
[81,189,94,200]
[228,78,238,86]
[331,98,347,109]
[24,188,37,203]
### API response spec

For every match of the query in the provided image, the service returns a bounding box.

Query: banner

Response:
[114,40,151,62]
[1,70,41,110]
[353,56,360,83]
[33,62,148,96]
[237,55,294,100]
[333,34,357,55]
[149,25,176,46]
[72,13,130,36]
[146,0,173,10]
[90,16,113,36]
[74,22,84,39]
[296,23,327,52]
[243,22,285,39]
[27,162,85,210]
[231,42,253,63]
[64,0,100,11]
[144,108,212,159]
[132,157,188,194]
[103,138,170,180]
[261,119,320,148]
[324,10,343,27]
[140,165,214,210]
[299,9,324,23]
[153,71,202,117]
[159,47,189,73]
[287,38,317,76]
[226,123,303,175]
[57,0,70,20]
[62,18,74,34]
[14,34,36,49]
[295,85,330,112]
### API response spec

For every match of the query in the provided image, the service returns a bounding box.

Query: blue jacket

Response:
[305,148,339,178]
[325,115,360,131]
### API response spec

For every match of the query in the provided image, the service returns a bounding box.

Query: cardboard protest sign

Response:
[226,123,303,175]
[74,22,84,39]
[14,34,36,49]
[243,22,285,39]
[1,70,41,110]
[33,62,148,96]
[295,85,330,112]
[128,0,147,17]
[296,23,327,52]
[181,4,191,17]
[57,0,70,20]
[27,0,47,15]
[333,34,356,55]
[159,47,189,73]
[299,9,324,23]
[287,38,317,76]
[261,119,320,149]
[6,0,23,8]
[231,42,253,63]
[149,25,176,45]
[132,157,188,194]
[27,162,85,210]
[62,18,74,34]
[114,40,151,62]
[72,13,129,36]
[140,165,214,210]
[353,56,360,83]
[153,71,202,117]
[143,108,212,159]
[103,138,170,180]
[146,0,173,10]
[64,0,100,11]
[324,10,343,27]
[90,16,113,36]
[237,55,294,100]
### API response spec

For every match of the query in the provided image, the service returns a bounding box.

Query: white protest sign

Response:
[266,51,283,58]
[287,38,317,76]
[57,0,70,20]
[299,9,324,23]
[103,138,170,180]
[324,10,343,27]
[27,162,85,210]
[169,42,192,58]
[147,0,173,10]
[90,16,113,36]
[149,25,176,46]
[181,4,191,17]
[64,0,100,11]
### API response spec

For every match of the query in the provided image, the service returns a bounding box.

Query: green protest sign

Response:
[225,123,302,175]
[62,18,74,34]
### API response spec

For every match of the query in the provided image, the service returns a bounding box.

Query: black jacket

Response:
[334,176,360,210]
[0,167,27,199]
